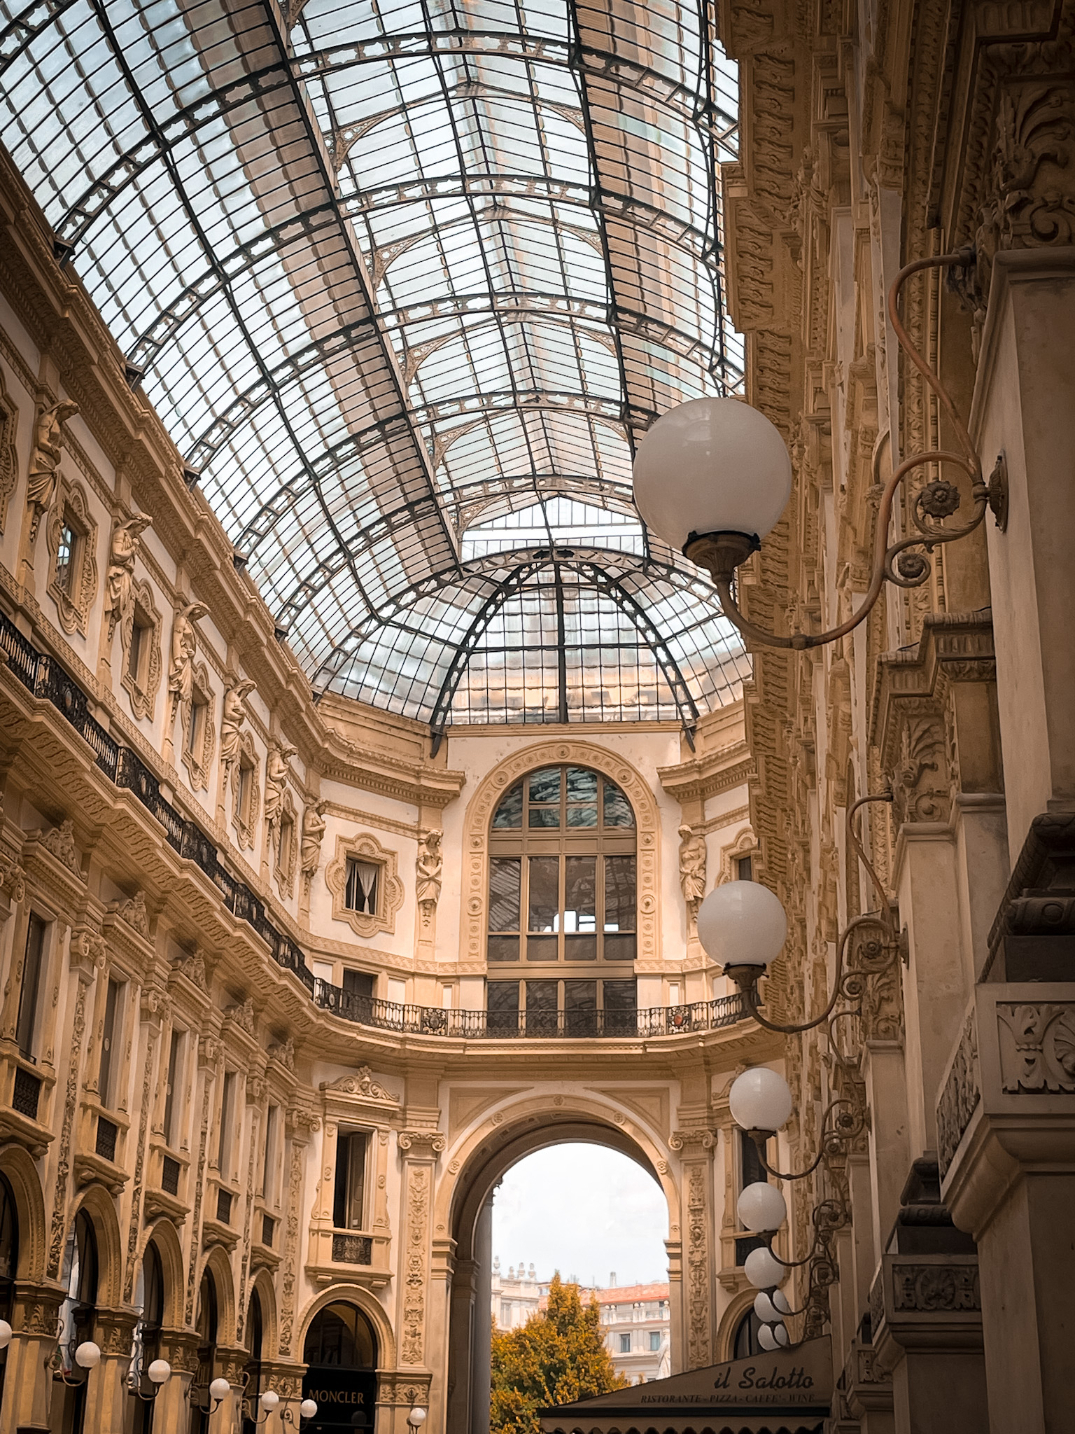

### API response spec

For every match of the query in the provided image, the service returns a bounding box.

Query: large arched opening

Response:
[444,1107,679,1434]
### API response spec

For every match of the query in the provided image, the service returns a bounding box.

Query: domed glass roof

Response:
[0,0,748,735]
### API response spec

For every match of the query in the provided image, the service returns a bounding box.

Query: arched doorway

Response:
[0,1173,17,1417]
[241,1290,263,1434]
[188,1269,218,1434]
[130,1239,165,1433]
[302,1302,378,1432]
[445,1109,679,1434]
[53,1209,98,1434]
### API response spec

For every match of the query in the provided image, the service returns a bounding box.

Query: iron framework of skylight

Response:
[0,0,749,738]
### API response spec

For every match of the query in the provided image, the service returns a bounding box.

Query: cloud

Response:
[490,1142,669,1287]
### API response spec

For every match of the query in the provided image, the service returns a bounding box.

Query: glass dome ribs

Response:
[0,0,748,733]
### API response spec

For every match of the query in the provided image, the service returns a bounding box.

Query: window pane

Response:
[525,980,558,1035]
[566,768,597,802]
[737,854,754,881]
[565,980,597,1036]
[525,935,558,962]
[487,981,519,1034]
[528,768,561,804]
[528,806,561,828]
[603,782,635,828]
[56,522,76,592]
[603,980,637,1034]
[487,936,520,963]
[603,857,636,930]
[528,857,559,931]
[603,934,637,962]
[492,782,523,828]
[489,859,521,932]
[345,860,379,913]
[564,858,596,932]
[565,935,597,961]
[566,804,597,827]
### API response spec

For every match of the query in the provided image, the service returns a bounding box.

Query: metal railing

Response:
[0,606,749,1040]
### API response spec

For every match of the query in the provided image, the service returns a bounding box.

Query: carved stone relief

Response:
[105,514,152,645]
[180,660,215,791]
[120,577,163,722]
[167,598,208,733]
[27,397,79,544]
[0,370,17,533]
[416,827,443,928]
[45,477,97,636]
[325,831,404,939]
[273,787,298,900]
[997,1001,1075,1093]
[400,1163,431,1365]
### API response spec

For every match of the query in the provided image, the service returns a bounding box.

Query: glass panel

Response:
[527,858,560,932]
[528,769,561,805]
[528,806,561,829]
[525,980,559,1036]
[564,858,596,932]
[345,861,379,914]
[603,979,637,1034]
[566,768,598,803]
[487,981,520,1035]
[603,857,636,931]
[525,936,558,963]
[565,980,597,1036]
[56,521,76,593]
[487,936,520,964]
[603,934,637,963]
[489,859,521,933]
[603,782,635,828]
[564,936,597,961]
[492,782,523,829]
[566,805,597,828]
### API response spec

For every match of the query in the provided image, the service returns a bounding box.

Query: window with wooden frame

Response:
[485,766,637,1031]
[325,833,404,939]
[231,732,260,850]
[121,578,162,721]
[180,662,215,791]
[46,480,97,636]
[333,1129,369,1231]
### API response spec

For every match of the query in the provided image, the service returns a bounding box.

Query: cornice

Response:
[656,749,755,803]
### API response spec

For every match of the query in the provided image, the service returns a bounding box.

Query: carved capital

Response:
[398,1129,446,1155]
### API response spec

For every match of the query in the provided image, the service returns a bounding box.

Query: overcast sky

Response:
[490,1143,669,1289]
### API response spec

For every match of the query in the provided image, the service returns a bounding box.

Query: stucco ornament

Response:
[263,743,297,839]
[300,800,327,899]
[27,398,79,542]
[677,824,707,914]
[167,599,208,727]
[416,827,443,924]
[117,889,149,936]
[105,514,153,643]
[37,819,82,877]
[220,679,256,780]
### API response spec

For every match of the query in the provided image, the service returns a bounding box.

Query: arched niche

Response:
[458,740,662,970]
[143,1218,186,1331]
[199,1245,237,1348]
[72,1183,124,1310]
[0,1144,46,1284]
[249,1268,279,1361]
[295,1283,396,1374]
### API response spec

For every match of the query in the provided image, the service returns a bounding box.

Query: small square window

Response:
[649,1331,660,1351]
[737,855,754,881]
[345,858,380,914]
[619,1333,631,1353]
[55,516,78,593]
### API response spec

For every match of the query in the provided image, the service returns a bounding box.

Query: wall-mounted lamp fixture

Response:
[408,1408,428,1430]
[633,251,1006,652]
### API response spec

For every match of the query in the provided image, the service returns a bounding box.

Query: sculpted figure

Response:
[105,514,153,642]
[167,599,208,725]
[27,399,79,541]
[300,801,327,894]
[416,828,443,910]
[220,679,256,776]
[263,743,297,836]
[678,824,707,913]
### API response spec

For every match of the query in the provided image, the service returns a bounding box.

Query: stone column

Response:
[392,1131,444,1431]
[446,1257,477,1434]
[0,1283,63,1434]
[156,1329,201,1433]
[86,1308,138,1433]
[468,1197,493,1434]
[668,1129,716,1369]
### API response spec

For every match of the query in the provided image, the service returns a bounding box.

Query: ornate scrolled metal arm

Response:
[695,249,1007,650]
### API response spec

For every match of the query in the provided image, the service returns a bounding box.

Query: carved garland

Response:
[459,740,661,968]
[45,477,98,637]
[325,832,404,939]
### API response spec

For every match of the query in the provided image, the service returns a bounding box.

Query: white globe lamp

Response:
[744,1245,787,1290]
[737,1182,787,1235]
[772,1322,790,1347]
[729,1067,793,1136]
[147,1358,171,1385]
[209,1376,231,1403]
[260,1390,280,1412]
[697,880,787,986]
[74,1340,101,1369]
[408,1409,427,1429]
[300,1399,318,1419]
[757,1324,779,1352]
[0,1318,11,1350]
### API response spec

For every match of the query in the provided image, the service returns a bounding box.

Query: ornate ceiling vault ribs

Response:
[0,0,749,726]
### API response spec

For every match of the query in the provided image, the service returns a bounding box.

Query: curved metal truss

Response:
[0,0,749,727]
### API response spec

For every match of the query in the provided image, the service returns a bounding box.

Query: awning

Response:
[538,1337,831,1434]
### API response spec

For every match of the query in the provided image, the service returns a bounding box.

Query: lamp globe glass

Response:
[209,1376,232,1401]
[757,1324,779,1352]
[744,1245,786,1290]
[753,1292,779,1323]
[74,1341,101,1369]
[147,1359,171,1385]
[408,1409,428,1427]
[0,1318,11,1350]
[260,1390,280,1412]
[773,1323,790,1347]
[697,880,787,969]
[300,1399,318,1419]
[730,1067,793,1134]
[773,1289,791,1315]
[632,397,793,552]
[737,1181,787,1234]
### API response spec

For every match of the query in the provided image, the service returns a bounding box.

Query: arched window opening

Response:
[241,1290,263,1434]
[189,1269,219,1434]
[486,766,637,1036]
[130,1240,165,1433]
[302,1302,377,1432]
[733,1309,764,1359]
[54,1209,99,1433]
[0,1173,18,1414]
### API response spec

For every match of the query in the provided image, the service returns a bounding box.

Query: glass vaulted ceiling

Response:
[0,0,750,734]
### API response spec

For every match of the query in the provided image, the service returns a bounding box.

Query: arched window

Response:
[131,1240,164,1433]
[54,1210,98,1434]
[189,1269,218,1434]
[302,1302,378,1431]
[486,766,637,1036]
[733,1308,764,1359]
[242,1290,263,1434]
[0,1173,17,1414]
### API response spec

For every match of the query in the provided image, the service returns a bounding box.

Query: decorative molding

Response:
[120,576,163,722]
[891,1261,981,1313]
[117,889,149,937]
[416,827,442,929]
[400,1163,431,1364]
[166,598,208,733]
[938,1013,981,1176]
[45,476,97,636]
[46,972,89,1278]
[459,741,661,966]
[325,831,404,940]
[322,1067,395,1101]
[34,819,83,879]
[231,729,261,851]
[179,660,215,791]
[105,514,152,646]
[398,1129,446,1154]
[0,367,18,533]
[996,1001,1075,1093]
